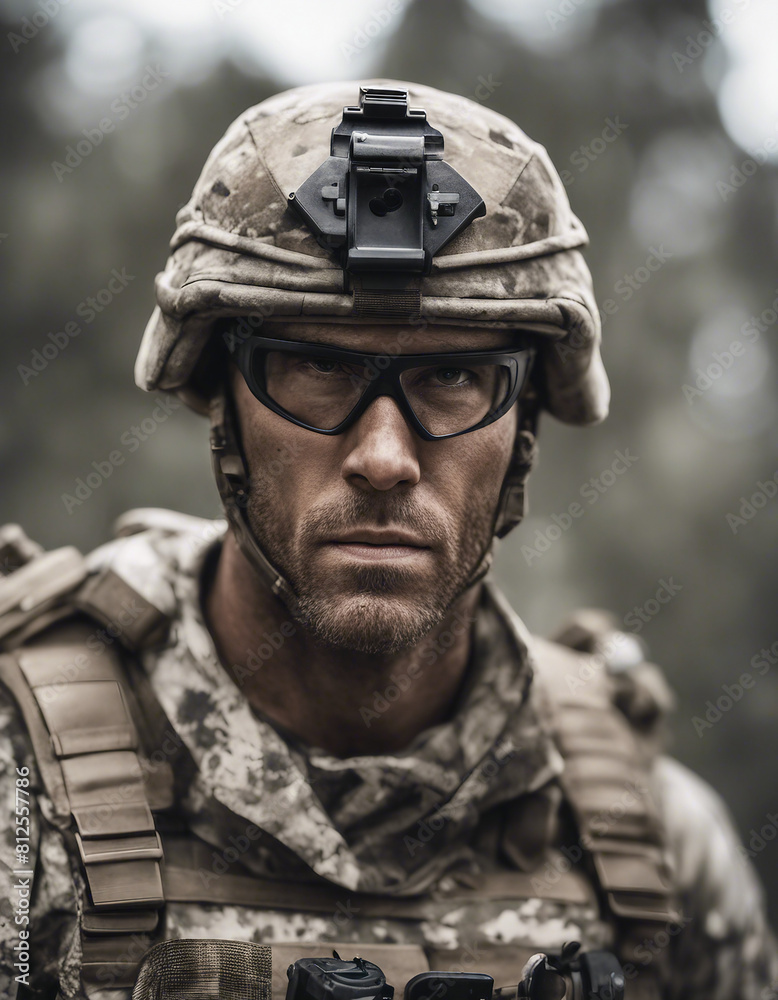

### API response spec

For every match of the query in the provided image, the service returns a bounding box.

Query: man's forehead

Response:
[260,321,515,352]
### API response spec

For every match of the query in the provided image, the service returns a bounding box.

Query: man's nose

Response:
[340,395,422,492]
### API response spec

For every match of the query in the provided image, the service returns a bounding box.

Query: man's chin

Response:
[293,590,447,656]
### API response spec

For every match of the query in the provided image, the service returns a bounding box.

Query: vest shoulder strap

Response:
[0,519,170,654]
[528,632,681,993]
[0,539,87,646]
[530,635,678,909]
[1,617,168,989]
[0,528,175,990]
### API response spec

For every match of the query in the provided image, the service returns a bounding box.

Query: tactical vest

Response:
[0,525,680,1000]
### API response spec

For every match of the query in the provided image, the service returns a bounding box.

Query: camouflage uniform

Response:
[1,511,776,1000]
[2,78,776,1000]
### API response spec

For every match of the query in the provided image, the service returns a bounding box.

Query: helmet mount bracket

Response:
[288,87,486,277]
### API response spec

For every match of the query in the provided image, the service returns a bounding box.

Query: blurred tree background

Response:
[0,0,775,915]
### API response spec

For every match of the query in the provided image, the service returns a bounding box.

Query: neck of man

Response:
[202,530,482,757]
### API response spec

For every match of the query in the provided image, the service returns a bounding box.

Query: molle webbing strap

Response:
[160,834,596,917]
[530,636,679,997]
[347,262,422,322]
[352,287,423,320]
[6,606,170,990]
[15,634,164,892]
[0,654,70,817]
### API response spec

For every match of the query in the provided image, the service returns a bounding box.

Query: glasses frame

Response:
[228,334,534,441]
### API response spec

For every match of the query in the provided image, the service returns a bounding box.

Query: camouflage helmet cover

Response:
[135,79,609,426]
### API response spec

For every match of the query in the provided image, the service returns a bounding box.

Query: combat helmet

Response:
[134,80,609,611]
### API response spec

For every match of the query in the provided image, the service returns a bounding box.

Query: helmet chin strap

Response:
[208,384,538,623]
[461,422,540,594]
[209,387,303,618]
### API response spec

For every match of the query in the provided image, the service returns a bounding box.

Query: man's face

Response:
[231,322,520,655]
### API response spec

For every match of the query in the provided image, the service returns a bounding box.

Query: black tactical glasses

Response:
[227,334,533,440]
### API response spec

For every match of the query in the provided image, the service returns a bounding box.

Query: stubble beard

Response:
[244,480,496,656]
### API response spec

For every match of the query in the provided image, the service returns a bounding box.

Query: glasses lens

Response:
[399,362,512,435]
[255,349,370,430]
[246,342,521,436]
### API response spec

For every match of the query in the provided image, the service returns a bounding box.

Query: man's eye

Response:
[435,367,471,386]
[307,359,339,374]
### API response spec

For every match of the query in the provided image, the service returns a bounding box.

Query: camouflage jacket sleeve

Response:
[652,755,778,1000]
[0,683,80,1000]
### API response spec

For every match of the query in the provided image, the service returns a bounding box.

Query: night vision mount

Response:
[288,86,486,275]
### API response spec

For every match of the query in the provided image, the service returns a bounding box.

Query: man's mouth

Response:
[325,529,432,562]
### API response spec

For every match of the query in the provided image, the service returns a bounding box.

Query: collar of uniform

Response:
[109,519,563,894]
[299,580,565,894]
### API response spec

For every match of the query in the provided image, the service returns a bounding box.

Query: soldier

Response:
[0,81,776,1000]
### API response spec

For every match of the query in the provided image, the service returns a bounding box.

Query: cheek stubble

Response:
[235,384,513,656]
[243,467,500,655]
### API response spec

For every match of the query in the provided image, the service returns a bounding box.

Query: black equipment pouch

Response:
[286,947,624,1000]
[286,954,393,1000]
